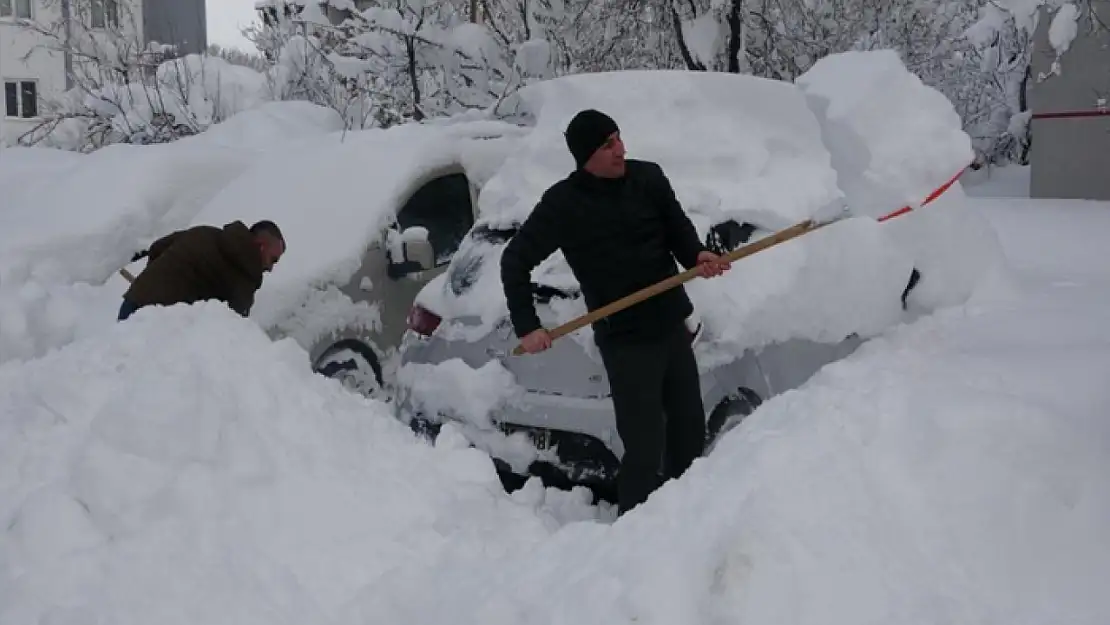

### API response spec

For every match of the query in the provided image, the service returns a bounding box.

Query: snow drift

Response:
[0,303,608,625]
[796,49,1003,312]
[420,54,1000,364]
[2,200,1109,625]
[0,142,257,363]
[483,68,843,230]
[190,117,527,343]
[3,50,999,369]
[358,262,1110,624]
[0,102,349,365]
[0,51,1107,625]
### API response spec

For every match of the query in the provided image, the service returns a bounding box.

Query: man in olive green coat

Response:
[119,220,285,321]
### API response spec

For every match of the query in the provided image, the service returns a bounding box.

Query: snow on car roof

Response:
[189,116,528,331]
[479,68,843,232]
[422,52,993,362]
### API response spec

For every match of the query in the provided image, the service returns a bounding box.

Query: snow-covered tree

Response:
[478,0,679,75]
[14,0,264,151]
[643,0,1076,166]
[247,0,543,129]
[17,0,1103,164]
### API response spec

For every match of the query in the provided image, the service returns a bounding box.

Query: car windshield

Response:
[448,223,518,296]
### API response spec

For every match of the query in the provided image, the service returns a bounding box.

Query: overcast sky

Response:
[207,0,260,52]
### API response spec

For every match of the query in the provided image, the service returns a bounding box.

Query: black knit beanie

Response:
[564,109,619,169]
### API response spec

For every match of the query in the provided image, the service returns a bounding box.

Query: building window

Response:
[91,0,119,29]
[0,0,34,20]
[4,80,38,119]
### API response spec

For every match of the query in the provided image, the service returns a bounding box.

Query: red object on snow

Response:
[876,164,970,223]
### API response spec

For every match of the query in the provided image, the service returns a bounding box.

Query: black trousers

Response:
[597,324,706,515]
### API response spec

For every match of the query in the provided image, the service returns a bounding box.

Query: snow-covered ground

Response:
[962,163,1032,198]
[3,56,1109,623]
[3,182,1108,624]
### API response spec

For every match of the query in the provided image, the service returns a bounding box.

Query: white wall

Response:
[67,0,145,88]
[0,0,146,146]
[1028,1,1110,200]
[0,1,66,145]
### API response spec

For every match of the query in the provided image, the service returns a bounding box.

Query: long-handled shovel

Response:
[511,166,967,356]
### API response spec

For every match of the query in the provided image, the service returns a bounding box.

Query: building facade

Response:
[1,0,207,145]
[1028,1,1110,200]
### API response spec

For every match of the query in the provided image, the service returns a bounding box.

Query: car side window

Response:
[390,173,476,277]
[447,224,518,296]
[706,220,756,254]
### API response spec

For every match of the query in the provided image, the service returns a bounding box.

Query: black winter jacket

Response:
[500,159,707,344]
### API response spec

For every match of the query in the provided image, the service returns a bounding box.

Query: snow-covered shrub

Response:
[247,0,545,129]
[12,1,269,152]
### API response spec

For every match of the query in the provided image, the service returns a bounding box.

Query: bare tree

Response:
[247,0,533,129]
[14,0,253,151]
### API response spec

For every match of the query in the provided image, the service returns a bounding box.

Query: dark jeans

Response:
[117,298,142,321]
[597,323,706,515]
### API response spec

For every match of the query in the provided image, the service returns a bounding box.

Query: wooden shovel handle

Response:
[511,217,830,356]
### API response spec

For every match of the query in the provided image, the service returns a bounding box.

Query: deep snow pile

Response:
[3,51,997,369]
[793,49,1000,313]
[421,54,999,365]
[2,54,1108,622]
[0,143,252,285]
[482,68,842,231]
[189,117,527,344]
[174,100,346,152]
[340,200,1110,625]
[5,200,1106,624]
[0,143,255,363]
[796,49,972,220]
[0,102,346,364]
[0,303,608,625]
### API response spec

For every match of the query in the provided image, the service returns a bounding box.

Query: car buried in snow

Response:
[394,217,876,500]
[386,68,946,501]
[184,117,531,401]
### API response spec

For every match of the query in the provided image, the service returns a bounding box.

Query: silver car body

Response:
[285,126,529,397]
[302,165,481,393]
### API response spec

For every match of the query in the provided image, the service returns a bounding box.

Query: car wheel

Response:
[313,339,386,400]
[705,388,762,455]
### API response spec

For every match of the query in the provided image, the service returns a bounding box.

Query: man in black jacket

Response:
[500,109,730,514]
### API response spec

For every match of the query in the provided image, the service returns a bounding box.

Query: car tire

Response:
[313,339,386,399]
[705,388,762,455]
